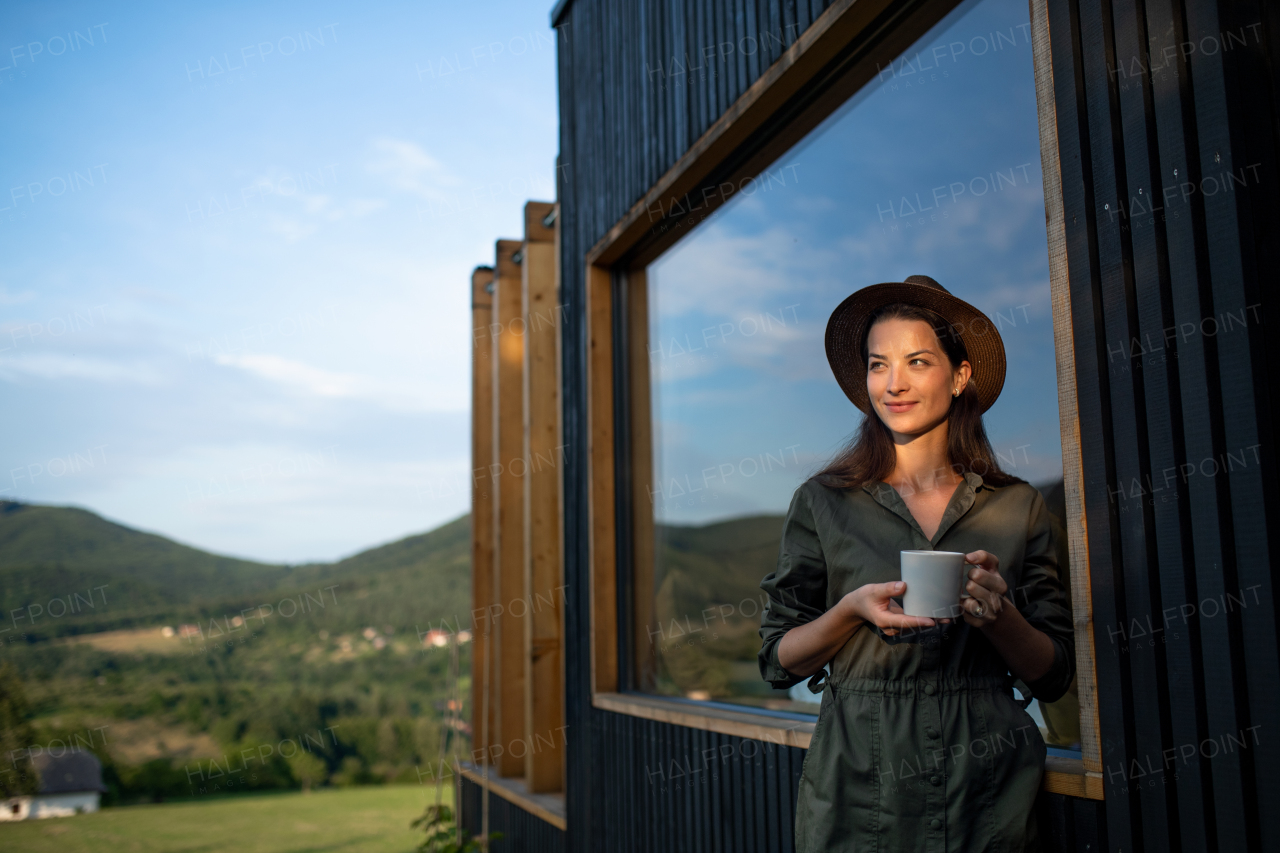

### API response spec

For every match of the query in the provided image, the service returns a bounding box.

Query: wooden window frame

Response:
[583,0,1103,800]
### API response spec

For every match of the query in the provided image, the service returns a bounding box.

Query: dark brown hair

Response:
[813,302,1025,490]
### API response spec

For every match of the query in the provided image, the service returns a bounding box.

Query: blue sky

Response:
[648,0,1063,525]
[1,1,558,561]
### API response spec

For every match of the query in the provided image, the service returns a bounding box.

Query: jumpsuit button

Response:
[929,818,942,830]
[929,775,941,786]
[924,683,937,695]
[926,727,939,739]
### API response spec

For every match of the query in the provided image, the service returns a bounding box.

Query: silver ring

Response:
[973,602,985,618]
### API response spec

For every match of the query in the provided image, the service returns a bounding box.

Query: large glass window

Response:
[635,0,1081,750]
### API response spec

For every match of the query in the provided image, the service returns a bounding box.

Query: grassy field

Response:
[0,784,451,853]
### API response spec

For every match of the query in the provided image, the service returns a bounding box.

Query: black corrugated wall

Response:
[1048,0,1279,850]
[556,5,836,852]
[554,4,837,850]
[459,778,568,850]
[469,0,1280,851]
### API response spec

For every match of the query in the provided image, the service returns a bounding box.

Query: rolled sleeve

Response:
[1015,489,1076,702]
[758,483,829,690]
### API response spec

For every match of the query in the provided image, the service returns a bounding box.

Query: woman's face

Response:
[865,317,971,439]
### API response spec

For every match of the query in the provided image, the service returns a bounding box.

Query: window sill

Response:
[593,691,816,748]
[458,763,567,830]
[1043,755,1104,799]
[593,692,1104,800]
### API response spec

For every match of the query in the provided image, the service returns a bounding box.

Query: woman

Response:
[758,275,1075,852]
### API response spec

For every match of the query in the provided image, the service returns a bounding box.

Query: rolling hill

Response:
[652,477,1067,622]
[0,503,475,803]
[0,501,471,638]
[646,478,1068,703]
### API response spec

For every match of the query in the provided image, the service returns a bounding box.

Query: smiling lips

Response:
[884,401,917,412]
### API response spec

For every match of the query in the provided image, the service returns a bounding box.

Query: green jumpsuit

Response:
[758,472,1075,852]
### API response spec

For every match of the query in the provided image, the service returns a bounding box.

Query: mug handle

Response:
[959,560,977,598]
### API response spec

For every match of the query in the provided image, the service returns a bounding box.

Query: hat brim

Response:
[825,281,1007,415]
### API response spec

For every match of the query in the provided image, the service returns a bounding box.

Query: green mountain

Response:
[0,500,471,638]
[655,513,787,626]
[0,504,474,804]
[287,515,473,636]
[651,476,1065,621]
[647,478,1068,703]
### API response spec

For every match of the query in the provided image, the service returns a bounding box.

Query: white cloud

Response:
[366,138,461,201]
[214,353,360,397]
[0,353,165,385]
[0,287,37,306]
[212,352,465,413]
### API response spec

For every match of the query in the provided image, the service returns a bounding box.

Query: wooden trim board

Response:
[1030,0,1103,794]
[521,200,564,794]
[594,692,815,749]
[1045,755,1105,799]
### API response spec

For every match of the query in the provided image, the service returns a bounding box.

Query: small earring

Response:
[953,388,959,396]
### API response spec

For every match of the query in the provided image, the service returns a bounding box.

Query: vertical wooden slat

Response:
[493,238,527,778]
[471,265,497,768]
[587,260,619,696]
[523,201,565,794]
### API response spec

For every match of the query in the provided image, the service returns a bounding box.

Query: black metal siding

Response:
[459,777,568,851]
[555,6,834,851]
[1050,0,1279,850]
[478,0,1280,851]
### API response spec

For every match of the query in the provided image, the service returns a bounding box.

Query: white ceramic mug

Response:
[900,550,970,619]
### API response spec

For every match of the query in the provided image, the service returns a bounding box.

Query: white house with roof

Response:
[0,751,106,820]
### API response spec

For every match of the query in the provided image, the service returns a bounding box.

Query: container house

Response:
[461,0,1279,850]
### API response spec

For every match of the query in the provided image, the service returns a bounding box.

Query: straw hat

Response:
[824,274,1007,415]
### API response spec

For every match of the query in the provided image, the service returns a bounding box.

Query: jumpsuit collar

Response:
[861,470,985,548]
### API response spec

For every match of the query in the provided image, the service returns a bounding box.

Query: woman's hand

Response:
[778,581,939,679]
[842,581,938,637]
[958,549,1057,683]
[961,550,1009,628]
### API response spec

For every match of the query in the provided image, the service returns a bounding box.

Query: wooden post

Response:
[470,265,496,767]
[492,238,526,777]
[521,201,564,792]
